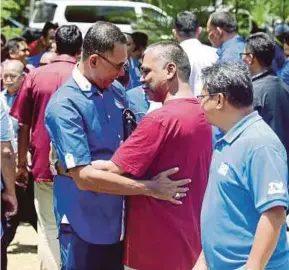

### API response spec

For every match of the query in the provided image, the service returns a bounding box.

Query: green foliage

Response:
[1,0,30,39]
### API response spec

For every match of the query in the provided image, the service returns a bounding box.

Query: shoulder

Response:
[243,119,285,154]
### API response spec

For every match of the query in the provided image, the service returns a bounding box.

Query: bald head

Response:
[144,41,191,82]
[39,51,57,66]
[2,59,24,94]
[2,59,24,74]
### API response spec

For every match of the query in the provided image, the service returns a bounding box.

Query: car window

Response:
[141,7,169,27]
[33,2,57,23]
[65,6,136,24]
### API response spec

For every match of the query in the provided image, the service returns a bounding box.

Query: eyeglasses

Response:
[239,52,253,58]
[196,92,226,102]
[95,53,129,71]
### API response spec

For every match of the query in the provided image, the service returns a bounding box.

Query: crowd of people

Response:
[1,10,289,270]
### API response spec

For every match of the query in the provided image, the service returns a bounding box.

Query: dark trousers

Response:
[59,224,124,270]
[1,173,37,270]
[1,198,8,270]
[4,173,37,245]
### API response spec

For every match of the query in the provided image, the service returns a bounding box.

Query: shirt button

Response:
[108,115,111,119]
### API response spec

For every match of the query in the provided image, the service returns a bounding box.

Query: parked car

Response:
[29,0,171,35]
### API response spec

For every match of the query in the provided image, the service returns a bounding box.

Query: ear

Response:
[172,29,177,39]
[89,54,98,68]
[9,50,16,59]
[196,27,202,38]
[166,63,177,80]
[216,27,223,37]
[216,93,226,110]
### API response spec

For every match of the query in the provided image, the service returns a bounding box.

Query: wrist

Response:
[138,180,155,196]
[17,163,27,169]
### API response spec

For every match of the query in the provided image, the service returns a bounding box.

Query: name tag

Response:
[218,162,229,176]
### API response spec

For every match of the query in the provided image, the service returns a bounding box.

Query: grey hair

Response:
[201,62,253,108]
[144,41,191,82]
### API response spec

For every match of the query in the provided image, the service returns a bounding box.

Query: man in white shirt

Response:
[173,11,218,96]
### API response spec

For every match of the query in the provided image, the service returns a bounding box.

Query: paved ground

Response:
[7,223,40,270]
[7,222,289,270]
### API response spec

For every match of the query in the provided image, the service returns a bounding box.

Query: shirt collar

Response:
[2,89,17,97]
[218,111,262,144]
[180,38,201,47]
[251,70,271,81]
[72,65,100,97]
[217,36,242,56]
[52,55,77,64]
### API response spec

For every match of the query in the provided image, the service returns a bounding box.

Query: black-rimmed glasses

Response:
[196,92,226,102]
[95,53,129,71]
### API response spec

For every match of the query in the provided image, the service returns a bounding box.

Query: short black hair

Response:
[2,37,27,60]
[82,21,127,59]
[174,11,199,37]
[209,12,237,33]
[146,41,191,82]
[245,32,275,67]
[55,25,83,56]
[41,22,58,37]
[131,32,148,52]
[202,62,253,108]
[5,37,26,53]
[1,34,6,46]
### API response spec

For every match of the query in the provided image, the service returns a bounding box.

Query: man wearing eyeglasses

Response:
[45,23,190,269]
[194,62,289,270]
[241,33,289,178]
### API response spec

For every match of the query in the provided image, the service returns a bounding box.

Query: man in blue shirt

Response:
[193,62,289,270]
[207,11,245,63]
[1,59,24,138]
[45,21,189,269]
[1,97,17,270]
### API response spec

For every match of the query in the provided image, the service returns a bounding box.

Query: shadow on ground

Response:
[7,242,37,254]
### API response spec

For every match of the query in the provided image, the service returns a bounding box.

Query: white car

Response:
[29,0,171,35]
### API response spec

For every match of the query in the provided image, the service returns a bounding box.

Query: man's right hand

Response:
[16,165,29,188]
[148,167,191,205]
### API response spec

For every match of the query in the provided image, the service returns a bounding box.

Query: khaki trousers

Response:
[34,182,60,270]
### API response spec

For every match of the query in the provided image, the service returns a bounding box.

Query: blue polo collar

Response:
[72,65,102,98]
[218,111,262,144]
[217,36,243,57]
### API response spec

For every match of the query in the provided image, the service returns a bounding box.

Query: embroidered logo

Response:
[268,181,286,195]
[218,162,229,176]
[65,153,76,169]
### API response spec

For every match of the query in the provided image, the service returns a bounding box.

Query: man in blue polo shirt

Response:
[193,62,289,270]
[45,21,190,269]
[207,11,245,63]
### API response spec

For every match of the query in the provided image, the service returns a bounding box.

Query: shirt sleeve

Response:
[0,97,14,142]
[247,146,289,214]
[111,116,167,177]
[45,100,91,171]
[9,73,33,126]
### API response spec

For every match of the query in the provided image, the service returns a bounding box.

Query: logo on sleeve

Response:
[218,162,229,176]
[268,181,286,195]
[65,153,76,169]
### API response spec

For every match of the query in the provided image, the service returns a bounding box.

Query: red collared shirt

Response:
[112,98,212,270]
[28,40,41,56]
[10,55,76,182]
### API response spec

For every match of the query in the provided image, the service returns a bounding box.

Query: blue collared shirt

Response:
[127,57,142,90]
[201,111,289,269]
[0,89,18,138]
[45,66,126,244]
[217,36,245,63]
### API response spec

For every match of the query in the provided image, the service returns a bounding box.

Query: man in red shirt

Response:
[93,41,212,270]
[10,25,82,270]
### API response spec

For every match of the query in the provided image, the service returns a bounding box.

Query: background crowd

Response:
[1,6,289,270]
